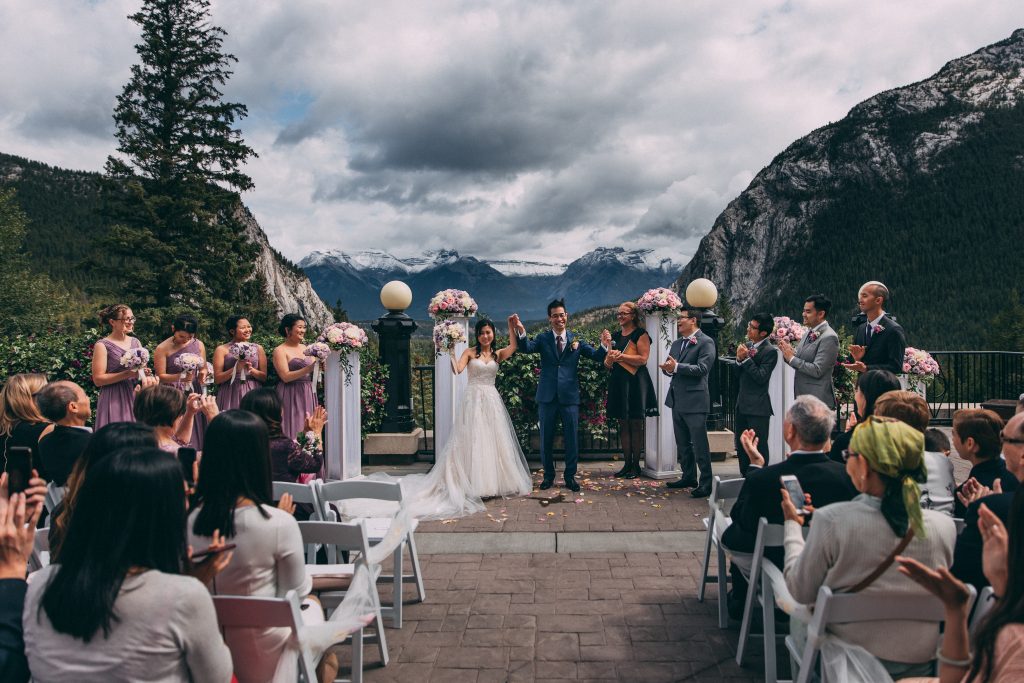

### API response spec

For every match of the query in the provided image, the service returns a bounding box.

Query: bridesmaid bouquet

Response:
[304,342,331,386]
[119,347,150,382]
[637,287,684,345]
[317,323,369,385]
[174,353,204,384]
[228,342,258,383]
[771,316,807,345]
[428,289,478,320]
[433,320,467,356]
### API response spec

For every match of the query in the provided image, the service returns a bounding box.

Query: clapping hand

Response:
[896,556,971,613]
[849,344,866,361]
[304,406,328,435]
[187,529,234,585]
[978,503,1009,596]
[777,339,795,361]
[739,429,765,468]
[956,477,999,508]
[600,329,612,346]
[735,344,749,361]
[277,492,296,515]
[659,357,677,373]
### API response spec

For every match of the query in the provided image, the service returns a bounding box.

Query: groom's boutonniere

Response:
[748,346,758,357]
[808,331,819,342]
[872,324,885,335]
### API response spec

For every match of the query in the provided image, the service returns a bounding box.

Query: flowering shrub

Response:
[771,316,807,345]
[428,289,477,320]
[433,320,467,355]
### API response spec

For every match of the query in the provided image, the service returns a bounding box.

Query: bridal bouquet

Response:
[174,353,204,384]
[637,287,684,345]
[904,348,940,393]
[433,320,467,356]
[228,342,258,383]
[317,323,368,385]
[304,342,331,386]
[119,347,150,382]
[428,289,478,320]
[771,316,807,345]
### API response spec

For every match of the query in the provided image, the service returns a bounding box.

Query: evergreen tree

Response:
[331,298,349,322]
[97,0,274,335]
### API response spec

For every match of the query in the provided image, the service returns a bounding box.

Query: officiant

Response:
[605,301,659,479]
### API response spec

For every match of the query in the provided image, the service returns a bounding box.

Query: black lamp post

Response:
[372,282,418,433]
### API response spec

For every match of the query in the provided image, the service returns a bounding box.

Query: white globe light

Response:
[685,278,719,309]
[380,281,413,312]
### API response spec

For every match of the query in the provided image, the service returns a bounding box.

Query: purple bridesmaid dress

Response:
[276,356,318,441]
[216,352,263,411]
[94,337,143,429]
[166,338,208,450]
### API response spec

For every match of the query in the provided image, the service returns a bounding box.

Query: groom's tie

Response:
[556,335,564,354]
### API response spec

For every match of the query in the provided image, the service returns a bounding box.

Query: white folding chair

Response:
[212,588,362,683]
[953,517,966,535]
[299,520,388,667]
[28,528,50,573]
[698,475,745,629]
[316,479,425,629]
[969,585,996,636]
[785,584,977,683]
[274,481,323,563]
[736,517,803,675]
[44,483,66,515]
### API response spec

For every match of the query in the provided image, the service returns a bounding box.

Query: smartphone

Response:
[191,543,237,561]
[780,474,806,514]
[4,447,32,495]
[177,447,197,486]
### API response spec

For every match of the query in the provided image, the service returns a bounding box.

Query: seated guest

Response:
[188,410,338,683]
[721,395,856,617]
[925,427,952,457]
[952,411,1024,589]
[48,423,157,558]
[34,382,92,487]
[240,388,325,484]
[133,384,217,453]
[23,448,233,682]
[874,390,956,515]
[828,368,901,464]
[782,416,956,679]
[898,488,1024,683]
[0,373,49,464]
[952,408,1018,517]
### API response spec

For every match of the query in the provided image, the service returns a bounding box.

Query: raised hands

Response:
[777,339,795,361]
[304,405,328,435]
[895,556,972,612]
[187,529,234,585]
[510,313,526,337]
[735,343,749,362]
[978,503,1009,596]
[277,492,297,515]
[739,429,765,468]
[956,477,1000,509]
[841,344,868,373]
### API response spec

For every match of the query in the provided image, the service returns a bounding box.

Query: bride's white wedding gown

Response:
[357,357,533,520]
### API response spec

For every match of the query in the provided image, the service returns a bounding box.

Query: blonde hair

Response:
[619,301,642,328]
[0,373,48,436]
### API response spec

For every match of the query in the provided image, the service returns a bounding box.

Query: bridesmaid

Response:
[212,315,267,410]
[92,304,149,429]
[273,313,318,441]
[154,314,209,449]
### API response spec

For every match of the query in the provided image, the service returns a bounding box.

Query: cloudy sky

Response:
[2,1,1022,266]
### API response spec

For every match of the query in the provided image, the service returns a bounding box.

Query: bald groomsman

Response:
[843,281,906,375]
[778,294,840,409]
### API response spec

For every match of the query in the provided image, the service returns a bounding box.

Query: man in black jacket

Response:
[843,281,906,375]
[720,395,857,618]
[951,408,1019,518]
[35,381,92,487]
[721,313,778,475]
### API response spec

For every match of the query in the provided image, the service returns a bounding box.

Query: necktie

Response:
[557,335,564,354]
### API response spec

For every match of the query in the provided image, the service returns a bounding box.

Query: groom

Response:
[513,300,608,492]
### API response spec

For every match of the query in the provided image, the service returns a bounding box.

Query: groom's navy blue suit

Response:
[518,330,607,483]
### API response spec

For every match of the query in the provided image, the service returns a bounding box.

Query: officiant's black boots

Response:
[614,421,632,477]
[622,419,644,479]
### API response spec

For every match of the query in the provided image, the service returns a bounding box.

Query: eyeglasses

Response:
[1001,433,1024,445]
[842,449,861,462]
[116,317,137,323]
[549,313,567,319]
[747,322,760,330]
[616,311,631,317]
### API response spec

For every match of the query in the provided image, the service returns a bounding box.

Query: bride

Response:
[360,317,533,520]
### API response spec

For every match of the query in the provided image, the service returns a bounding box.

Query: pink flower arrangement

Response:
[903,348,940,377]
[770,317,807,345]
[319,322,368,351]
[304,342,331,361]
[428,289,478,320]
[636,287,683,314]
[174,352,204,375]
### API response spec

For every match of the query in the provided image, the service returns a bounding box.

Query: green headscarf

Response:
[849,416,929,538]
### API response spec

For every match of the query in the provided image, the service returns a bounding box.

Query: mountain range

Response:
[299,247,681,320]
[678,29,1024,349]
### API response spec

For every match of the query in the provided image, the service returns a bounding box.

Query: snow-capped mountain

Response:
[299,247,682,320]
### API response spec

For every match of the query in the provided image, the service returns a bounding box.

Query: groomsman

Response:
[721,313,778,475]
[778,294,840,409]
[843,281,906,375]
[659,309,716,497]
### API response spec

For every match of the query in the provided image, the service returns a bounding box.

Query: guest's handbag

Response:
[846,528,915,593]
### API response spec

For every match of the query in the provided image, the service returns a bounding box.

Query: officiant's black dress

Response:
[606,328,659,419]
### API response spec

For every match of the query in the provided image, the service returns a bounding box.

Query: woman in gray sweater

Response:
[781,416,956,679]
[23,447,234,683]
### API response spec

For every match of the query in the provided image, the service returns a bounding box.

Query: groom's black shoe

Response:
[564,479,581,492]
[539,479,554,490]
[666,478,698,489]
[691,485,712,498]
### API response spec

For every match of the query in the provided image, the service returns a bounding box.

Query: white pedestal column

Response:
[433,316,472,457]
[899,374,928,399]
[643,313,681,479]
[767,361,797,466]
[325,350,362,480]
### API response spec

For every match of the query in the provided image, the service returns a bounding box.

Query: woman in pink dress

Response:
[92,304,150,429]
[213,315,267,411]
[272,313,318,441]
[154,314,209,449]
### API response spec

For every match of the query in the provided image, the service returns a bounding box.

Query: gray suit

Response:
[722,341,778,474]
[787,322,839,409]
[664,331,716,489]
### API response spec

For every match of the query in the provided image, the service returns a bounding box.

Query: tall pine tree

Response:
[98,0,275,335]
